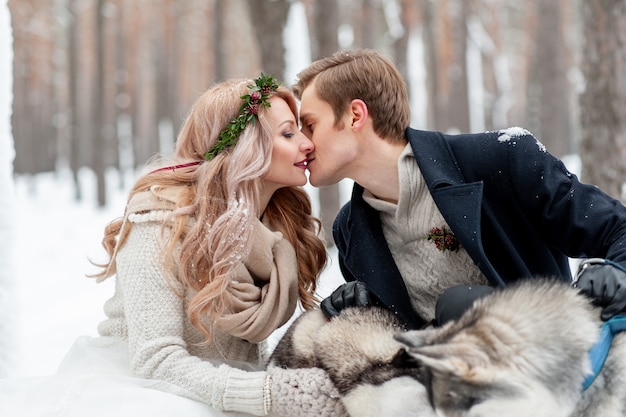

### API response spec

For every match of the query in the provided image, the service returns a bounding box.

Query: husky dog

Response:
[269,305,435,417]
[396,279,626,417]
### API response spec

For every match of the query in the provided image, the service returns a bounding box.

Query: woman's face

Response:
[261,96,314,191]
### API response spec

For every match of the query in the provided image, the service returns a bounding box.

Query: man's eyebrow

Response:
[299,111,311,124]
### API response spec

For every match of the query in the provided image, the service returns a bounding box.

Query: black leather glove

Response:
[435,284,494,326]
[574,258,626,321]
[320,281,373,318]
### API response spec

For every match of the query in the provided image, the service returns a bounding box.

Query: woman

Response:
[1,76,346,417]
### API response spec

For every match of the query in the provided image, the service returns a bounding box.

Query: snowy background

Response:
[0,0,584,379]
[0,0,346,378]
[1,0,17,378]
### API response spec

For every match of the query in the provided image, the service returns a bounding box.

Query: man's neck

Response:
[352,140,406,204]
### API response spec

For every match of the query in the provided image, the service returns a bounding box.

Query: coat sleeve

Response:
[495,131,626,267]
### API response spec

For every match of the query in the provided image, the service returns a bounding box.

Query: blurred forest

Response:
[8,0,626,239]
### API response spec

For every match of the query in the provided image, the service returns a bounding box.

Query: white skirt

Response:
[0,336,255,417]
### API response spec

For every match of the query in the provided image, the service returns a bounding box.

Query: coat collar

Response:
[406,128,465,188]
[406,128,503,286]
[339,128,505,328]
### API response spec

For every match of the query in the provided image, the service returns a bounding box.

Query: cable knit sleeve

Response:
[266,366,348,417]
[213,220,299,343]
[115,221,270,415]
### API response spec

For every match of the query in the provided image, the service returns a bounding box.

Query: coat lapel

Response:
[341,184,426,328]
[408,128,502,285]
[339,129,507,328]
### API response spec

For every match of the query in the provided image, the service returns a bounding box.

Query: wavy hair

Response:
[91,79,327,342]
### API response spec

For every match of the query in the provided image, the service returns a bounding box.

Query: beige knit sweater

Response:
[363,144,488,322]
[97,186,300,414]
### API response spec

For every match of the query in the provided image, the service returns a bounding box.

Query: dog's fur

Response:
[268,305,434,417]
[270,279,626,417]
[396,279,626,417]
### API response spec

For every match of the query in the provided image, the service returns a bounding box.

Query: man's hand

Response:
[320,281,373,318]
[575,258,626,321]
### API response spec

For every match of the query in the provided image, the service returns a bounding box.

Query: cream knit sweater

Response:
[97,187,306,415]
[363,144,488,322]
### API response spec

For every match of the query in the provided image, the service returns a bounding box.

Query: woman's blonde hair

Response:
[91,79,326,342]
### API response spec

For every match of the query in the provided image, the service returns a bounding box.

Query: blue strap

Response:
[605,258,626,275]
[582,315,626,390]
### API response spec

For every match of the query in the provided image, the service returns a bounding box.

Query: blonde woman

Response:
[1,75,346,417]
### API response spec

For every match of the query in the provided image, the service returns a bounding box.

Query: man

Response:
[293,48,626,328]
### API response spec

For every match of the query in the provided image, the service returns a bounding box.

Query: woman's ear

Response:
[349,99,369,131]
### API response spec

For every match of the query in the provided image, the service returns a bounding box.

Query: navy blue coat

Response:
[333,128,626,328]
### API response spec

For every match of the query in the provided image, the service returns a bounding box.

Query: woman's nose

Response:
[301,135,314,152]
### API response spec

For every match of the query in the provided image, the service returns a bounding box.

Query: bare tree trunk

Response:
[213,0,226,81]
[175,1,214,125]
[93,0,106,206]
[420,0,439,130]
[580,0,626,202]
[473,1,504,131]
[132,1,159,168]
[67,0,81,200]
[355,0,382,49]
[305,0,341,247]
[527,0,572,156]
[393,0,416,83]
[216,0,259,80]
[246,0,290,79]
[306,0,339,62]
[9,1,56,174]
[112,0,132,189]
[154,2,174,153]
[446,0,470,132]
[421,0,470,133]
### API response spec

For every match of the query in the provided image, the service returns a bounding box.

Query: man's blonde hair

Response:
[293,48,410,142]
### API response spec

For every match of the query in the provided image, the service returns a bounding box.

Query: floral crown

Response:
[203,74,280,161]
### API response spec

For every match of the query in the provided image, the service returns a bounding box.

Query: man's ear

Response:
[349,99,369,131]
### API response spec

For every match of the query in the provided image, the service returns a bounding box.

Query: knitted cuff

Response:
[221,367,268,416]
[267,366,347,417]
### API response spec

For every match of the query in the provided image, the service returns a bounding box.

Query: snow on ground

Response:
[10,168,344,378]
[12,169,124,377]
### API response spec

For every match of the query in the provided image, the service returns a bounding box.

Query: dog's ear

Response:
[394,328,439,347]
[395,329,498,384]
[401,343,497,385]
[390,347,421,368]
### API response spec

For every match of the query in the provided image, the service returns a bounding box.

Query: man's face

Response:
[299,82,356,187]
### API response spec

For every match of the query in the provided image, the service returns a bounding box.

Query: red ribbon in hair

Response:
[149,161,203,174]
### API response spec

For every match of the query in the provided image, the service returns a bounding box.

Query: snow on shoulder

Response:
[496,127,547,152]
